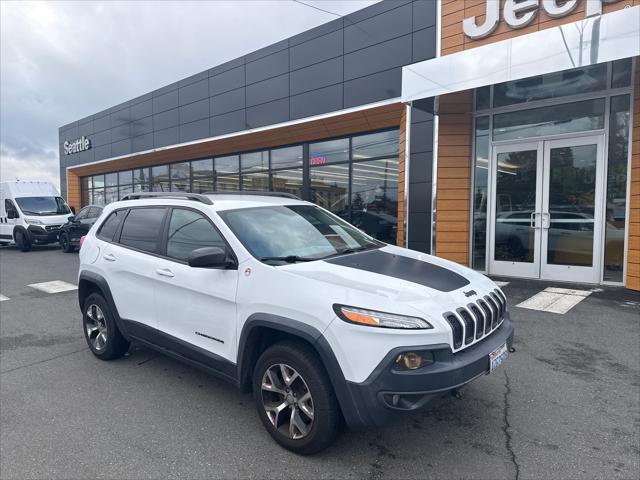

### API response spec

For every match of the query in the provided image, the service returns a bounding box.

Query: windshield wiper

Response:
[259,255,318,264]
[335,243,381,255]
[20,210,40,216]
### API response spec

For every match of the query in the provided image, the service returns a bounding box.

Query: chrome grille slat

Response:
[485,295,499,329]
[457,308,475,345]
[443,313,464,349]
[469,304,484,340]
[478,299,493,334]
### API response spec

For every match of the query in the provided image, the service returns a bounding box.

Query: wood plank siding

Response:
[435,90,474,265]
[629,60,640,290]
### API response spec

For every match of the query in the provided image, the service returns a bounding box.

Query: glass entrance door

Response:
[488,135,604,283]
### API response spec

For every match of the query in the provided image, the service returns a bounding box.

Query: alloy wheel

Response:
[85,304,108,351]
[261,363,314,439]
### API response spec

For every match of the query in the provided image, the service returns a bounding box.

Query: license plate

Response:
[489,343,508,373]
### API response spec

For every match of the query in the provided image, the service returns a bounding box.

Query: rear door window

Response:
[118,208,167,253]
[97,210,126,241]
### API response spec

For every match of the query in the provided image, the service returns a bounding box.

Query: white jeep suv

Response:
[78,192,514,454]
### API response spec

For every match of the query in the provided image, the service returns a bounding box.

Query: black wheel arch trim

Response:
[237,313,371,430]
[78,271,130,340]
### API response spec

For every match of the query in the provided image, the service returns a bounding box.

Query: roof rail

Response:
[200,191,301,200]
[120,192,214,205]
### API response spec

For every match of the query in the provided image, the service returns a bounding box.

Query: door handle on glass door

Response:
[103,253,116,262]
[541,212,550,229]
[155,268,174,278]
[530,212,540,229]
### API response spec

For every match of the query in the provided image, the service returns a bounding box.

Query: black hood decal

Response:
[324,250,470,292]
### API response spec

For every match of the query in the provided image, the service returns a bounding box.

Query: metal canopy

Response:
[402,7,639,102]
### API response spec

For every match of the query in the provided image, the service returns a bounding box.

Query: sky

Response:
[0,0,378,190]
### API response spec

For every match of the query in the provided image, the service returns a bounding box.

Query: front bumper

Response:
[341,315,514,429]
[26,225,61,244]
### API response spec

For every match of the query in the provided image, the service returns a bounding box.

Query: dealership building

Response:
[59,0,639,290]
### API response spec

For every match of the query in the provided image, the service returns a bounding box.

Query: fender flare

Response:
[237,314,369,430]
[78,271,130,340]
[12,225,29,242]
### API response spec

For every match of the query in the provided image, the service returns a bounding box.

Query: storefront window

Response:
[151,165,170,192]
[105,172,118,187]
[105,186,118,204]
[271,145,303,169]
[241,151,268,172]
[472,116,490,270]
[475,86,490,110]
[604,95,631,282]
[215,155,239,174]
[271,169,303,198]
[493,64,608,108]
[191,159,213,193]
[75,128,399,243]
[310,164,349,218]
[493,98,605,141]
[242,172,269,191]
[611,58,632,89]
[352,131,398,160]
[309,138,349,165]
[350,159,398,244]
[133,168,150,193]
[216,175,240,191]
[171,162,190,192]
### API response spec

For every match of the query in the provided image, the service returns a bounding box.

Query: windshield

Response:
[219,204,382,263]
[15,196,71,216]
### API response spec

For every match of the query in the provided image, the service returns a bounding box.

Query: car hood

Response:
[278,245,500,320]
[24,214,72,226]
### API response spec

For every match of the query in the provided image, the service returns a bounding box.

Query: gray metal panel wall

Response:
[59,0,436,199]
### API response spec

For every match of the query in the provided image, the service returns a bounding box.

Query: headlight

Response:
[333,304,433,329]
[25,217,44,225]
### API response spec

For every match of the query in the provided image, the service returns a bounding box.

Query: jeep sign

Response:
[64,136,91,155]
[463,0,623,40]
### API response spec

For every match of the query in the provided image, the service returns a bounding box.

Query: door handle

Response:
[541,212,550,229]
[155,268,174,278]
[103,253,116,262]
[530,212,540,229]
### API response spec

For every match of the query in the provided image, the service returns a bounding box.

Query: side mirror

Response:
[188,246,236,269]
[68,215,76,222]
[7,210,18,219]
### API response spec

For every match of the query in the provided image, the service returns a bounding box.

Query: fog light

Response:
[396,352,423,370]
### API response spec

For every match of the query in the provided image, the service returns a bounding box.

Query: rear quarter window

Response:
[97,210,125,242]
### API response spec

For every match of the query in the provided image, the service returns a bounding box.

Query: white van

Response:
[0,181,73,251]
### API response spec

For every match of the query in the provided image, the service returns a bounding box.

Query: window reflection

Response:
[242,172,269,191]
[604,95,630,281]
[310,164,349,219]
[151,165,170,192]
[191,159,213,193]
[472,117,490,270]
[171,162,190,192]
[493,98,605,141]
[309,138,349,165]
[352,131,399,160]
[271,169,303,198]
[350,159,398,244]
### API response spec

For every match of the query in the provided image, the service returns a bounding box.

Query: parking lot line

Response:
[27,280,77,294]
[0,294,9,302]
[516,287,591,314]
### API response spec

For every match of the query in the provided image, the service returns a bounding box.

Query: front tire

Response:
[59,232,74,253]
[82,292,129,360]
[252,341,342,455]
[15,230,31,252]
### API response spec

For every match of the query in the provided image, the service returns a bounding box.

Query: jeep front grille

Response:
[443,289,507,352]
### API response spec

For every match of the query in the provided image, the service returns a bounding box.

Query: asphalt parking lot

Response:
[1,246,639,480]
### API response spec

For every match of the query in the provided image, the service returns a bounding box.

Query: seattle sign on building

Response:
[463,0,623,40]
[63,136,91,155]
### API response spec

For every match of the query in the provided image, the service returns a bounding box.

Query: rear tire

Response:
[252,341,342,455]
[15,230,31,252]
[59,232,74,253]
[82,292,129,360]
